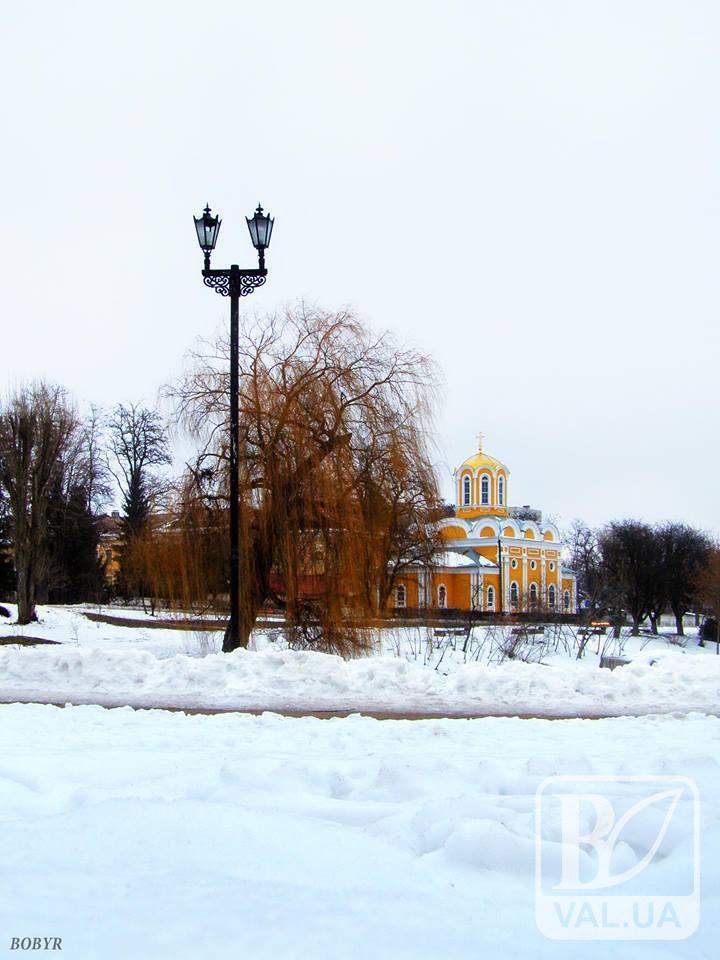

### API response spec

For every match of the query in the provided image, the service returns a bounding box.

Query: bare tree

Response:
[567,518,710,639]
[169,305,439,653]
[80,404,113,516]
[564,519,603,613]
[41,406,113,604]
[0,383,79,623]
[599,520,661,635]
[354,423,442,613]
[656,522,711,636]
[106,403,171,539]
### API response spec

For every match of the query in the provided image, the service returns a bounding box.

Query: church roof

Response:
[459,450,507,473]
[457,433,508,474]
[435,551,496,568]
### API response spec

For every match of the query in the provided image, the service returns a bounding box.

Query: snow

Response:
[433,550,496,568]
[0,704,717,959]
[0,605,718,716]
[1,606,718,955]
[2,642,720,716]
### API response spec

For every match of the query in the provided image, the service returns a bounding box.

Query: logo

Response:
[535,775,699,940]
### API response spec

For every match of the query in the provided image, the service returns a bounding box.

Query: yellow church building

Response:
[394,438,577,615]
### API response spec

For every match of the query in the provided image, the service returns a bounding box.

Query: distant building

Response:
[393,437,577,614]
[96,512,123,584]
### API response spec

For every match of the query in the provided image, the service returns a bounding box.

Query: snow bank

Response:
[0,606,717,715]
[0,642,719,715]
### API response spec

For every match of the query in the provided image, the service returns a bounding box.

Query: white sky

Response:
[2,1,718,534]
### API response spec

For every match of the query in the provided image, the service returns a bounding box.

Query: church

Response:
[393,437,577,614]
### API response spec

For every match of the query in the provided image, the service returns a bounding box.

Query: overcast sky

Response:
[2,1,718,534]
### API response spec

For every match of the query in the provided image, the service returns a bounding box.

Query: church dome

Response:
[454,436,509,517]
[459,450,507,474]
[458,433,509,475]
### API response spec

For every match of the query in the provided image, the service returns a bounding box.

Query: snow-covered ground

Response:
[2,607,718,956]
[0,704,717,959]
[0,605,718,716]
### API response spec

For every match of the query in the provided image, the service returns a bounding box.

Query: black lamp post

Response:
[193,202,274,650]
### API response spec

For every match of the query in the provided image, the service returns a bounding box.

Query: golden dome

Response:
[459,433,509,475]
[459,450,507,473]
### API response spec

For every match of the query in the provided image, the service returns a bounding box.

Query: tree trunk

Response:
[674,609,685,636]
[649,614,659,635]
[631,616,640,636]
[16,559,36,625]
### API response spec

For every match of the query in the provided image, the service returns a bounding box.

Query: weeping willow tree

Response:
[120,487,227,615]
[168,306,440,654]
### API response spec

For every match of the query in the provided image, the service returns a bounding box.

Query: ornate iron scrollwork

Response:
[203,274,230,297]
[238,275,267,297]
[202,273,267,297]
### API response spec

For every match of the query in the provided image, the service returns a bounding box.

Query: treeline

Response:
[0,383,171,623]
[566,519,718,637]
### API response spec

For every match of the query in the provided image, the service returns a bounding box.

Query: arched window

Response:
[530,560,537,571]
[438,584,447,609]
[529,583,538,607]
[498,476,504,506]
[510,581,519,608]
[396,584,407,609]
[548,584,556,609]
[487,585,495,611]
[462,475,471,506]
[563,590,571,611]
[481,474,490,505]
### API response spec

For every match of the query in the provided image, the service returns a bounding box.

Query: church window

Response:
[530,560,537,570]
[481,475,490,505]
[529,582,538,607]
[462,475,471,506]
[487,585,495,610]
[396,584,406,608]
[498,476,504,505]
[511,558,518,570]
[548,585,556,609]
[563,590,570,611]
[510,581,519,608]
[549,562,556,572]
[438,584,447,608]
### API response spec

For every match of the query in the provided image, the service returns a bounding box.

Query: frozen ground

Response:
[0,704,717,959]
[0,606,718,716]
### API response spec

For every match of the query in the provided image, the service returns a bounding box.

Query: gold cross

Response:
[477,431,484,452]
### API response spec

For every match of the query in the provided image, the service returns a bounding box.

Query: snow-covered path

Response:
[1,704,718,959]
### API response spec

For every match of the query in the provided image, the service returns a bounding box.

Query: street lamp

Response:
[193,202,275,650]
[193,205,222,270]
